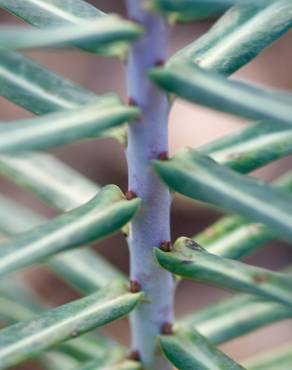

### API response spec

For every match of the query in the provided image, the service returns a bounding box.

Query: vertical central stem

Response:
[126,1,174,369]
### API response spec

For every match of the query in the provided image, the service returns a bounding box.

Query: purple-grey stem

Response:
[126,1,174,369]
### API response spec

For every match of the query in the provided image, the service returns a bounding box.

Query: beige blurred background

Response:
[0,1,292,369]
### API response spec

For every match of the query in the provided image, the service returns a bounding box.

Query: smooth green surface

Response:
[160,329,244,370]
[40,351,81,370]
[79,360,142,370]
[199,121,292,174]
[196,215,272,260]
[0,277,42,324]
[149,0,238,22]
[154,150,292,242]
[0,52,127,143]
[193,173,292,260]
[169,0,292,75]
[0,194,44,234]
[0,295,36,324]
[0,0,105,26]
[0,185,140,277]
[0,281,143,369]
[0,16,141,56]
[244,344,292,370]
[151,63,292,126]
[195,214,260,248]
[0,102,138,153]
[194,173,292,246]
[0,154,126,293]
[58,335,123,365]
[0,192,125,294]
[0,51,101,113]
[0,293,124,366]
[0,51,129,292]
[155,238,292,308]
[0,153,100,212]
[0,0,130,56]
[50,249,126,294]
[0,275,125,366]
[179,293,291,345]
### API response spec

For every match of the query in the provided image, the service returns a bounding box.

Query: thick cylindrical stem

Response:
[126,1,174,369]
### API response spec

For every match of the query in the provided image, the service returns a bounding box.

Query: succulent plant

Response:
[0,1,291,369]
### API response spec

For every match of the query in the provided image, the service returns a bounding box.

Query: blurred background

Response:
[0,1,292,368]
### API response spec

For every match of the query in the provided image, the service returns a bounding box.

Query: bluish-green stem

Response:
[126,1,174,369]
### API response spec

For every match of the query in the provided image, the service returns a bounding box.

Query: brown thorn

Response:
[130,280,141,293]
[154,59,165,67]
[126,190,137,200]
[160,241,172,252]
[128,97,138,106]
[128,350,141,362]
[253,274,270,284]
[158,151,169,161]
[161,322,173,335]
